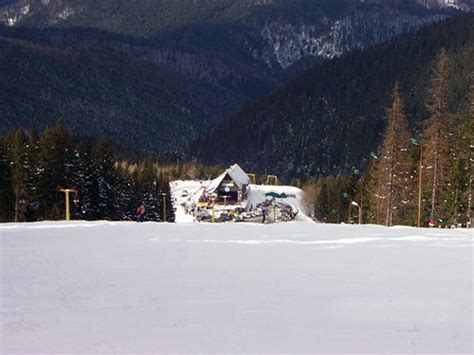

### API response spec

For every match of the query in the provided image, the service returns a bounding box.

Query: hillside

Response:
[1,1,471,154]
[194,15,474,179]
[0,27,260,151]
[1,1,466,74]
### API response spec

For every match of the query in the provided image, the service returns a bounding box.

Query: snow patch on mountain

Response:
[257,8,447,69]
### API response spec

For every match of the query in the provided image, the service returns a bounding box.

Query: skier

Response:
[262,207,268,224]
[136,204,146,223]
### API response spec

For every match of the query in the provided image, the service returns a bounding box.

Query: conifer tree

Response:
[5,128,28,222]
[162,178,176,223]
[0,138,14,221]
[376,83,412,226]
[363,158,380,225]
[422,48,454,224]
[461,82,474,227]
[92,139,118,220]
[37,121,72,219]
[23,122,41,221]
[68,142,95,220]
[137,159,161,221]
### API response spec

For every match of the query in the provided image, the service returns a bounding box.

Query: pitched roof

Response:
[205,164,250,194]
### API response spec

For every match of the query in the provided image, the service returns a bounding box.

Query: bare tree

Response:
[422,48,454,223]
[377,83,412,226]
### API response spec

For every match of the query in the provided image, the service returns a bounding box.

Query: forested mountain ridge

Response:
[0,26,257,151]
[194,14,474,180]
[1,0,468,74]
[1,0,472,155]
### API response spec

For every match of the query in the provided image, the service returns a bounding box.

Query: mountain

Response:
[0,26,257,151]
[1,1,470,74]
[0,0,472,155]
[193,14,474,179]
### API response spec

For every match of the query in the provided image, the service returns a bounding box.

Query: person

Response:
[136,204,146,223]
[262,207,268,224]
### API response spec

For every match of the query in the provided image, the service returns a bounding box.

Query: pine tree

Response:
[363,159,380,225]
[37,121,72,219]
[162,178,176,223]
[460,81,474,227]
[5,128,28,222]
[422,48,454,224]
[68,142,96,220]
[0,138,14,222]
[376,84,413,226]
[137,159,161,221]
[92,139,119,220]
[23,122,41,221]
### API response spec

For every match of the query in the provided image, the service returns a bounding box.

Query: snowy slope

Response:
[1,221,473,353]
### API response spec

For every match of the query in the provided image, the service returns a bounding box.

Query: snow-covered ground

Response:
[1,221,473,353]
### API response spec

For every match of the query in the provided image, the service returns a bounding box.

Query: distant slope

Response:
[194,15,474,179]
[0,27,253,151]
[1,1,472,155]
[1,0,466,73]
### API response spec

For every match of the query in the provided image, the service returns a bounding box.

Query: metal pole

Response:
[360,177,364,224]
[14,186,19,223]
[348,202,352,224]
[162,193,167,222]
[417,145,423,227]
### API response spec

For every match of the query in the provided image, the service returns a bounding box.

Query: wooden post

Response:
[59,187,77,221]
[65,190,71,221]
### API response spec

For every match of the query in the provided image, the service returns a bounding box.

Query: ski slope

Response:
[1,221,473,353]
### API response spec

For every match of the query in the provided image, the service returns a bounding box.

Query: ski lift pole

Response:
[247,173,257,185]
[59,187,77,221]
[266,175,279,185]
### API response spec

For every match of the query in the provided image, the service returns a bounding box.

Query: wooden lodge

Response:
[204,164,251,205]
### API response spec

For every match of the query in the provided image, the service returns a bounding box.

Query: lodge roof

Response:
[205,164,250,194]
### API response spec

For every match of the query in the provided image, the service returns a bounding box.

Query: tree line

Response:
[0,121,220,223]
[303,49,473,228]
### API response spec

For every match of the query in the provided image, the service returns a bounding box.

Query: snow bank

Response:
[1,221,472,353]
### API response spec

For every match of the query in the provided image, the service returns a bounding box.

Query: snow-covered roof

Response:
[205,164,250,194]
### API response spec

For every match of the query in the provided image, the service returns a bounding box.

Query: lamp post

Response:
[209,194,217,223]
[161,192,167,222]
[411,138,423,227]
[351,201,362,224]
